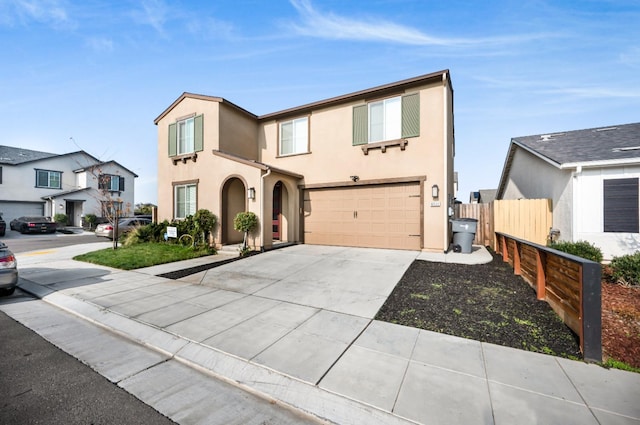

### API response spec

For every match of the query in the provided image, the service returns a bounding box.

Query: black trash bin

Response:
[450,218,478,253]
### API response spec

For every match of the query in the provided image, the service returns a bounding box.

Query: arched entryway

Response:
[272,180,289,242]
[221,177,246,244]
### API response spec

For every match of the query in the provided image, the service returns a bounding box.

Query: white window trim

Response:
[368,96,401,143]
[178,117,195,155]
[279,117,309,156]
[174,183,197,219]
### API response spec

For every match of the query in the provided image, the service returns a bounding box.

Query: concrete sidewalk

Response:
[8,243,640,425]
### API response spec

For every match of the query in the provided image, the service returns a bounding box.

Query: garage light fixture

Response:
[350,175,359,182]
[247,187,256,200]
[431,184,439,199]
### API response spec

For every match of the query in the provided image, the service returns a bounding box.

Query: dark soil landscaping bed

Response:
[376,252,582,359]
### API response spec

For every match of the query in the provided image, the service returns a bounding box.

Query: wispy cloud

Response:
[187,16,235,41]
[130,0,169,36]
[544,87,640,100]
[287,0,554,47]
[2,0,74,29]
[86,36,114,52]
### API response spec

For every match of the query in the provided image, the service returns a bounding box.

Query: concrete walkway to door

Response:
[11,243,640,425]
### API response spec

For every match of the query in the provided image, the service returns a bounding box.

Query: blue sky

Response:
[1,0,639,204]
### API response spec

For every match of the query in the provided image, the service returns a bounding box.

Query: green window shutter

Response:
[401,93,420,138]
[194,114,204,152]
[352,104,368,146]
[168,123,177,157]
[119,176,125,191]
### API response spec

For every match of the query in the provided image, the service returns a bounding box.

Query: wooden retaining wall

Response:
[496,232,602,362]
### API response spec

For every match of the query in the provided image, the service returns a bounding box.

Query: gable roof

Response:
[0,145,102,166]
[258,70,450,121]
[153,93,257,125]
[512,122,640,167]
[496,122,640,199]
[74,160,139,178]
[154,70,451,125]
[0,145,58,165]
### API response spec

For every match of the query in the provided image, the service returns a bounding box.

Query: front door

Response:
[65,201,75,226]
[272,182,282,240]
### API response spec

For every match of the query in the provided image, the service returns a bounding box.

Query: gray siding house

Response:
[0,146,137,227]
[496,122,640,260]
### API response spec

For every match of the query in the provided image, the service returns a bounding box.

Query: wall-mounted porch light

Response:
[350,175,359,182]
[431,184,439,199]
[247,187,256,200]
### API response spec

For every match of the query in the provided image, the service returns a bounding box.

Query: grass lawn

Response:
[73,243,216,270]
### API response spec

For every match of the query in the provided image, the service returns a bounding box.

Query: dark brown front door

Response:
[272,182,282,240]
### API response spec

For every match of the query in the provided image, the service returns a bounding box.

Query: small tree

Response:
[193,209,218,247]
[233,211,258,254]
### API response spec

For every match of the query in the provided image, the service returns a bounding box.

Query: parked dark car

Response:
[10,216,58,234]
[0,214,6,237]
[0,242,18,296]
[95,217,152,239]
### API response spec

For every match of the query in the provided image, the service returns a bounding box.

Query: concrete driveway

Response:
[182,244,418,318]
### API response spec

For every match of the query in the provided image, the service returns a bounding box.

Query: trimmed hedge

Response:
[549,240,603,263]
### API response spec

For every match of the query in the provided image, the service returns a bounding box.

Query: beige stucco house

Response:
[154,70,455,252]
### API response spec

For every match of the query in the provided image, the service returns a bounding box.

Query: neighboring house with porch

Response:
[496,122,640,260]
[155,70,456,252]
[0,145,137,227]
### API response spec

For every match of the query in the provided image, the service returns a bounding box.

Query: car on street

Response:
[0,241,18,296]
[10,216,58,234]
[0,214,6,237]
[95,217,152,239]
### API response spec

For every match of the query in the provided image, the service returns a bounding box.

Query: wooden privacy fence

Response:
[496,232,602,362]
[455,199,552,250]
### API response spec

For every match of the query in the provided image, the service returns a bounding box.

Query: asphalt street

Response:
[0,290,177,425]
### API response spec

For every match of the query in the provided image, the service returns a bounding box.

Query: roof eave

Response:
[258,69,449,121]
[560,157,640,170]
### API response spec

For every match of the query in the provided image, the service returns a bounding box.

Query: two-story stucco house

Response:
[496,122,640,260]
[0,146,137,227]
[154,70,455,252]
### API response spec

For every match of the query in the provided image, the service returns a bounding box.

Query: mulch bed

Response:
[601,281,640,368]
[376,252,582,359]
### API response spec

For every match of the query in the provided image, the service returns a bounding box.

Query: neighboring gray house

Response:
[496,122,640,260]
[469,189,497,204]
[0,146,137,227]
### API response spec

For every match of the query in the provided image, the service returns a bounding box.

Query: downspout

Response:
[442,72,451,253]
[571,165,582,242]
[260,167,272,251]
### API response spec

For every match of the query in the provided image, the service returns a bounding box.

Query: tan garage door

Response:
[303,182,421,250]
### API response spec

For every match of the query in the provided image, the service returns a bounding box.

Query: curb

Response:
[17,278,419,425]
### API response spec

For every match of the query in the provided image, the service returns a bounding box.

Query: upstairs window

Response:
[279,117,309,156]
[178,117,194,154]
[168,114,204,157]
[369,96,401,143]
[36,169,61,189]
[99,174,125,192]
[353,93,420,146]
[175,183,197,219]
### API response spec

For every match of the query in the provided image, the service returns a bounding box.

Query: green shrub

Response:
[193,209,218,246]
[609,252,640,286]
[84,213,97,230]
[549,240,603,263]
[53,213,67,225]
